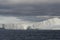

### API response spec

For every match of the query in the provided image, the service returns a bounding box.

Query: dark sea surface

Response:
[0,29,60,40]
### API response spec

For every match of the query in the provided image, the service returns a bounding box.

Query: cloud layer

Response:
[0,16,55,23]
[0,0,60,5]
[0,0,60,24]
[0,0,60,16]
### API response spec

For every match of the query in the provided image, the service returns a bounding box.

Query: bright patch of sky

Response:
[0,0,60,5]
[0,15,59,24]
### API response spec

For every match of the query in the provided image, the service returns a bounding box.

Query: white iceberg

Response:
[0,17,60,30]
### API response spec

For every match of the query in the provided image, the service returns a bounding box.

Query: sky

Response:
[0,0,60,16]
[0,0,60,23]
[0,0,60,4]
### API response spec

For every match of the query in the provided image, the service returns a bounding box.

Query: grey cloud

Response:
[17,16,54,22]
[17,16,60,22]
[0,2,60,16]
[0,0,60,23]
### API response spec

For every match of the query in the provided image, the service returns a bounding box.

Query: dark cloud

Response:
[17,16,54,22]
[0,3,60,16]
[0,0,60,23]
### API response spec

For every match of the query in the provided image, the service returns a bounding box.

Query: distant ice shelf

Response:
[0,17,60,30]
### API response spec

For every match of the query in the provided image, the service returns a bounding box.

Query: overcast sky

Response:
[0,0,60,16]
[0,0,60,23]
[0,0,60,4]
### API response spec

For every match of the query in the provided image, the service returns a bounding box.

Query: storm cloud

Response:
[0,0,59,23]
[0,0,60,16]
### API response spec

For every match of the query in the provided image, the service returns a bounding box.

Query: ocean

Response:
[0,29,60,40]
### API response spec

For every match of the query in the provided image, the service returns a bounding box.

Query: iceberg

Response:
[0,17,60,30]
[28,17,60,30]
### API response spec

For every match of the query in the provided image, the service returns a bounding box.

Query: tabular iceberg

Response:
[29,17,60,30]
[0,17,60,30]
